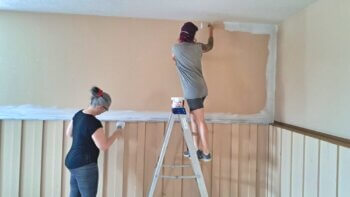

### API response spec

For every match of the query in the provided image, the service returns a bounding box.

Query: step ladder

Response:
[148,97,208,197]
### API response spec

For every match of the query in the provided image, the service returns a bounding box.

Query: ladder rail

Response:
[148,113,175,197]
[180,115,209,197]
[148,106,209,197]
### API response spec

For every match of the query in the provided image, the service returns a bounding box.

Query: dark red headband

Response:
[179,22,198,42]
[97,89,103,97]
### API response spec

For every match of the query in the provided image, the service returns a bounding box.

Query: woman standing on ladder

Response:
[172,22,214,162]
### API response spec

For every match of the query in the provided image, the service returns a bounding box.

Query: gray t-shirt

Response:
[172,42,208,99]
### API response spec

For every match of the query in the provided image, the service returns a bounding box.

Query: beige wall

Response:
[0,11,269,114]
[276,0,350,138]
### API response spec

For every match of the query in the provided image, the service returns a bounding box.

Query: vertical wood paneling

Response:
[61,121,72,197]
[182,123,199,197]
[115,122,125,197]
[220,124,232,197]
[143,122,164,197]
[303,136,319,197]
[230,124,239,197]
[211,123,232,197]
[104,122,116,196]
[249,124,258,197]
[136,122,146,197]
[338,146,350,197]
[202,123,213,196]
[257,125,269,197]
[239,124,250,197]
[269,126,350,197]
[291,132,304,197]
[280,129,292,197]
[123,122,140,197]
[319,141,337,197]
[0,120,22,197]
[41,121,64,197]
[274,127,281,197]
[211,123,221,197]
[268,126,281,197]
[20,120,43,197]
[13,121,350,197]
[163,122,183,197]
[267,126,274,197]
[105,122,124,197]
[97,121,107,197]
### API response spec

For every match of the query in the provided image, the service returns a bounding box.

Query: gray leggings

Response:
[69,163,98,197]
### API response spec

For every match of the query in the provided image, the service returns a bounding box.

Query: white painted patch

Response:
[0,105,272,124]
[0,0,317,23]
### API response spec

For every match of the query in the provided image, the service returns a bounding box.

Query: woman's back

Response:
[65,110,102,169]
[172,42,208,99]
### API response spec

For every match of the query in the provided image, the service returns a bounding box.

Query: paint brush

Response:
[116,121,125,129]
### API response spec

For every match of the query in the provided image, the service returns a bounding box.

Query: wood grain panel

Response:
[20,120,43,197]
[0,120,22,197]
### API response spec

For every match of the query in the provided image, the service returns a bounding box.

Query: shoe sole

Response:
[200,158,212,162]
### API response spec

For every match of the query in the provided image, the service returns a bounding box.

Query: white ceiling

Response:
[0,0,316,24]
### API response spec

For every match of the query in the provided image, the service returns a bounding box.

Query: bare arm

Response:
[92,127,122,151]
[201,24,214,53]
[66,120,73,137]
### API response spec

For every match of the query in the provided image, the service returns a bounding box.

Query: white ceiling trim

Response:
[0,0,317,23]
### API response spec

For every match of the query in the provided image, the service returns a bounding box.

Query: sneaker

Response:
[184,149,203,160]
[200,152,212,162]
[183,149,190,158]
[197,150,203,160]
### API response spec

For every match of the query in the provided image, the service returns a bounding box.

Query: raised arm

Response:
[201,24,214,53]
[92,127,123,151]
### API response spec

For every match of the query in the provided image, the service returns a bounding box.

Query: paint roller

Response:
[199,21,217,29]
[200,22,210,29]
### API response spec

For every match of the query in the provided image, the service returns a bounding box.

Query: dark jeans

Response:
[69,163,98,197]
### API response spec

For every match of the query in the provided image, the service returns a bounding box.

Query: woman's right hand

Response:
[116,121,126,130]
[208,24,214,37]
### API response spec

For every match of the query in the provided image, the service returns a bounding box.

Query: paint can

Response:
[171,97,185,108]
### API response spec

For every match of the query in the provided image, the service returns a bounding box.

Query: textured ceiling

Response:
[0,0,316,23]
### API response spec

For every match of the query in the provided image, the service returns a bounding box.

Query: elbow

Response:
[99,147,108,151]
[65,131,72,137]
[100,147,108,151]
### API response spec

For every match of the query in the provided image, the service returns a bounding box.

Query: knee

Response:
[196,116,205,125]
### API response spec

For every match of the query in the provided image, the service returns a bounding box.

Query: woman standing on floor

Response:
[65,86,123,197]
[172,22,214,162]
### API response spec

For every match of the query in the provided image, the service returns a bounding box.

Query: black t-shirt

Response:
[65,110,102,169]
